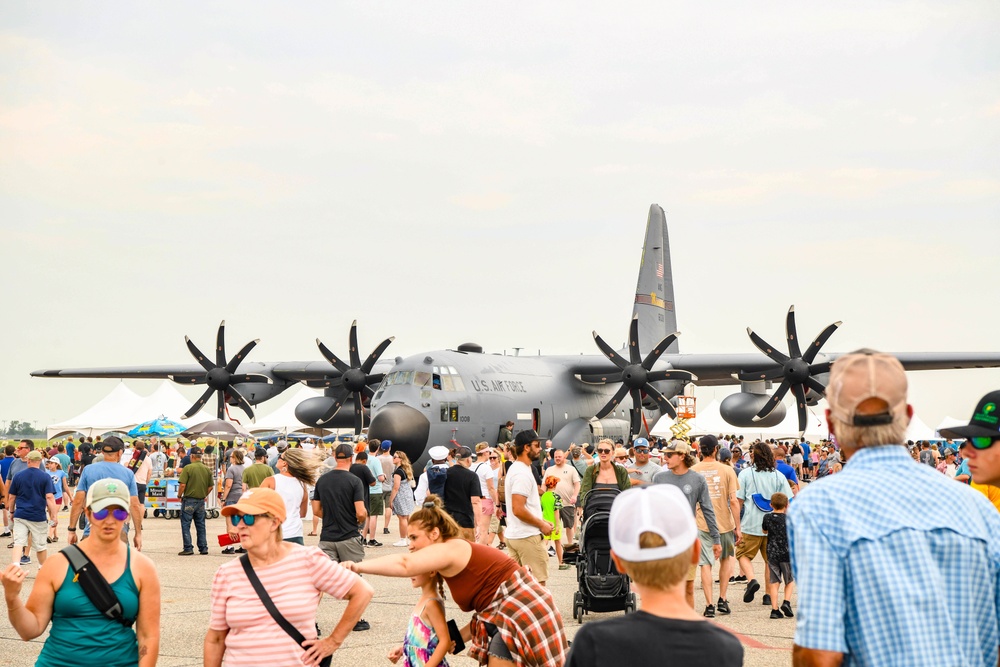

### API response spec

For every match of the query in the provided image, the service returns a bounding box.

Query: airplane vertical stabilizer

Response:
[631,204,679,354]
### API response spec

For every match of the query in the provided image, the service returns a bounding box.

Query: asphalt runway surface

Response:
[0,514,795,666]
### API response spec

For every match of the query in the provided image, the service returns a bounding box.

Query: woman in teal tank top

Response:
[1,477,161,666]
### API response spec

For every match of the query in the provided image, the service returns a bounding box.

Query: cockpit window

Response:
[381,367,463,391]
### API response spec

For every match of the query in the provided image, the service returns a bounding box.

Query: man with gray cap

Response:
[652,439,720,609]
[68,436,143,551]
[443,446,482,541]
[788,350,1000,667]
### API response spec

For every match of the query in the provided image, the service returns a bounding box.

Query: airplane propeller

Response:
[315,320,394,434]
[591,317,695,440]
[737,305,841,433]
[173,321,271,421]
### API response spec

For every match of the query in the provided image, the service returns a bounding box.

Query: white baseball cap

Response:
[609,485,697,562]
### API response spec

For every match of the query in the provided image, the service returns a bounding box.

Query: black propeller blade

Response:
[180,321,269,421]
[316,321,394,434]
[737,306,841,433]
[591,317,694,441]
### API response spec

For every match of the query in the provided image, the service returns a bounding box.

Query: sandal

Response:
[307,532,317,536]
[497,542,506,550]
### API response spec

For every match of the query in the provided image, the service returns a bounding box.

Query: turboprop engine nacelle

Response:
[720,392,787,428]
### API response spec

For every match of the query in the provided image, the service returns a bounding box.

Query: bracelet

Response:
[67,527,76,532]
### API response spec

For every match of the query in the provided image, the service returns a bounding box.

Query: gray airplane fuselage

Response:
[367,348,684,466]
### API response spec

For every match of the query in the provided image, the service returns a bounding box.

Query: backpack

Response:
[426,465,448,498]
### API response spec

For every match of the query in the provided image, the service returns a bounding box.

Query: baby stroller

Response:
[571,487,636,622]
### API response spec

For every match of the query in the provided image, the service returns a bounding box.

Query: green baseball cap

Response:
[85,478,131,513]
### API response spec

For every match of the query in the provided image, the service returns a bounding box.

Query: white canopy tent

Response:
[249,385,325,435]
[936,416,966,437]
[46,381,217,439]
[904,414,937,442]
[46,383,144,439]
[651,398,829,442]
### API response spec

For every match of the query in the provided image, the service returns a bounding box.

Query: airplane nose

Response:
[368,403,430,464]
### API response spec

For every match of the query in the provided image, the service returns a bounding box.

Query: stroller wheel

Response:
[573,591,584,623]
[625,592,637,614]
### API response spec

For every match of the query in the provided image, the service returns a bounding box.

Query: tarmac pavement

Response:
[1,514,795,666]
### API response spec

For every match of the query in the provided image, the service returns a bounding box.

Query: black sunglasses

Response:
[597,448,613,454]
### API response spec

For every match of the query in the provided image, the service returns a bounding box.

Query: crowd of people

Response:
[2,356,1000,666]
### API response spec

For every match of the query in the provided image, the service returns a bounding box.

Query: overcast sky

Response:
[2,2,998,432]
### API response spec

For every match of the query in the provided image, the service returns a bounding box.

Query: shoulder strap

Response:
[239,554,306,646]
[61,545,134,628]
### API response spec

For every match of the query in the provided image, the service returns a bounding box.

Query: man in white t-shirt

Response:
[505,429,554,585]
[547,448,581,544]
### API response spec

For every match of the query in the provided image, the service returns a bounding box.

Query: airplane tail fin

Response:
[632,204,679,354]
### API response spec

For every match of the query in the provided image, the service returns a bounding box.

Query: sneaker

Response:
[235,547,247,554]
[0,531,10,538]
[392,539,409,547]
[221,546,235,554]
[743,579,760,603]
[46,537,54,544]
[733,574,747,582]
[716,598,731,615]
[178,549,194,556]
[548,546,556,557]
[200,551,210,555]
[353,619,371,632]
[19,555,30,565]
[703,604,715,618]
[770,609,783,619]
[558,563,571,570]
[383,528,390,534]
[781,600,794,618]
[762,594,772,606]
[368,540,383,547]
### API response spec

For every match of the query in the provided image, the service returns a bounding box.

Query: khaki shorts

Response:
[687,563,698,581]
[318,536,365,563]
[735,533,769,562]
[13,518,47,553]
[507,534,549,582]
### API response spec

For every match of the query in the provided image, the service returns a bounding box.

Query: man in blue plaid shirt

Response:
[788,350,1000,667]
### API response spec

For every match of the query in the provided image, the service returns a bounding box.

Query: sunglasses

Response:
[229,513,268,527]
[92,507,129,521]
[597,448,613,454]
[615,456,628,461]
[968,437,1000,450]
[489,456,499,460]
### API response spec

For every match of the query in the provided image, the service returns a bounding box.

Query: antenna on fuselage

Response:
[512,347,523,357]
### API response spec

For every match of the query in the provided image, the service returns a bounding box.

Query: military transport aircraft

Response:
[32,205,1000,467]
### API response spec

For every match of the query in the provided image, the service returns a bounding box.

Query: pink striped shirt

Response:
[209,545,358,666]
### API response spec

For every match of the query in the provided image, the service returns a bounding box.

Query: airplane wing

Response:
[665,352,1000,386]
[31,365,209,380]
[31,361,351,387]
[558,352,1000,387]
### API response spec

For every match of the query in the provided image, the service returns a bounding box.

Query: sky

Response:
[1,2,998,433]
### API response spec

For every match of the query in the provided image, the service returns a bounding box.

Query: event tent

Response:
[46,383,144,439]
[46,381,216,439]
[904,414,936,442]
[651,398,829,441]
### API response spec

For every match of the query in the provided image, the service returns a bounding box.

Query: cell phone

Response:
[217,533,240,547]
[447,619,465,654]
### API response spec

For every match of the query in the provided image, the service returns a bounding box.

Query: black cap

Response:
[514,429,541,447]
[455,446,473,459]
[699,434,719,456]
[940,390,1000,440]
[335,444,354,459]
[101,436,124,452]
[188,445,203,457]
[254,447,269,460]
